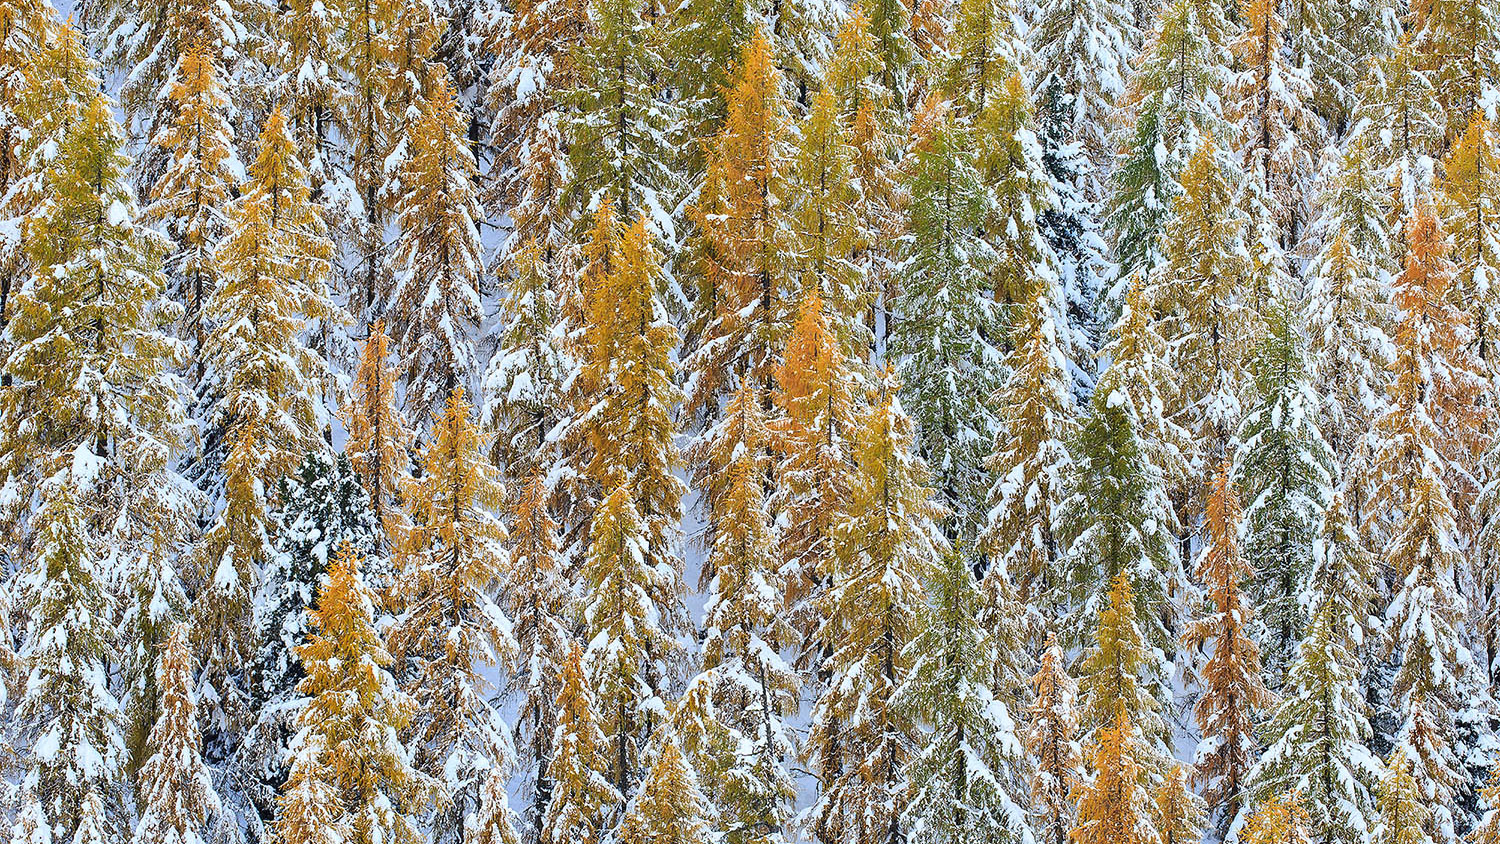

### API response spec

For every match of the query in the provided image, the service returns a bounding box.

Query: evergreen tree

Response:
[788,90,868,342]
[617,734,714,844]
[133,624,221,844]
[1233,299,1337,681]
[1027,636,1083,844]
[1107,0,1233,275]
[892,98,1002,543]
[1412,0,1500,143]
[1074,574,1166,748]
[1243,793,1314,844]
[1374,755,1431,844]
[983,286,1077,606]
[564,0,679,233]
[1029,0,1131,181]
[1156,764,1207,844]
[275,545,432,844]
[13,471,129,842]
[386,77,487,422]
[1184,463,1270,830]
[900,545,1032,844]
[1440,114,1500,372]
[805,371,945,844]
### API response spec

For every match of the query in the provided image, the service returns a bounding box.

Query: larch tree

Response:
[275,545,432,844]
[771,287,863,675]
[1242,793,1314,844]
[982,284,1077,608]
[1148,136,1258,471]
[388,387,518,844]
[684,28,797,419]
[1068,713,1161,844]
[13,472,130,843]
[132,624,221,844]
[1226,0,1323,247]
[617,733,714,844]
[687,381,798,843]
[1412,0,1500,144]
[892,97,1002,544]
[501,469,575,838]
[1440,113,1500,373]
[1354,36,1442,251]
[1368,200,1475,843]
[1059,297,1187,668]
[540,643,619,844]
[0,0,54,328]
[385,76,486,423]
[1374,755,1431,844]
[805,371,945,844]
[1233,299,1337,682]
[345,320,415,539]
[937,0,1025,119]
[196,108,334,746]
[141,37,243,363]
[1073,574,1166,751]
[1156,764,1207,844]
[1183,463,1271,831]
[899,544,1033,844]
[1027,636,1083,844]
[563,0,679,234]
[788,90,867,343]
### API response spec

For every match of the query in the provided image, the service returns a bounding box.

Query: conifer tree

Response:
[196,108,334,743]
[389,387,518,844]
[540,643,619,844]
[1156,764,1207,844]
[771,287,863,668]
[142,38,243,360]
[688,381,798,842]
[983,287,1077,604]
[937,0,1025,117]
[1149,136,1258,465]
[1,85,186,541]
[1243,793,1314,844]
[685,28,797,417]
[1060,316,1186,662]
[892,98,1002,542]
[564,0,679,231]
[1374,755,1430,844]
[1227,0,1322,245]
[0,0,53,311]
[1470,773,1500,844]
[806,371,944,844]
[482,241,572,482]
[1234,299,1337,680]
[1440,114,1500,371]
[133,624,221,844]
[13,471,129,843]
[1029,0,1131,180]
[386,77,486,422]
[1355,37,1442,247]
[1074,574,1165,747]
[900,545,1031,844]
[502,469,574,838]
[788,90,867,341]
[1107,0,1233,275]
[1069,713,1160,844]
[345,320,415,537]
[1027,636,1083,844]
[1412,0,1500,143]
[618,734,715,844]
[275,545,431,844]
[467,769,523,844]
[1184,464,1270,829]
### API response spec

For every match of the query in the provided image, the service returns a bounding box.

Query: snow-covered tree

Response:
[1027,636,1082,844]
[133,624,221,844]
[900,545,1032,844]
[344,321,415,538]
[1069,713,1161,844]
[540,643,619,844]
[805,371,945,844]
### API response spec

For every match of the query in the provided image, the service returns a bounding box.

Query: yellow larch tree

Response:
[789,90,868,345]
[1027,635,1083,844]
[1155,764,1206,844]
[275,544,432,844]
[805,370,944,844]
[685,28,797,419]
[1183,462,1270,829]
[386,76,486,422]
[131,624,221,844]
[1076,574,1164,746]
[1069,713,1161,844]
[196,108,334,740]
[1242,792,1313,844]
[618,735,714,844]
[141,37,242,363]
[1374,755,1430,844]
[1441,113,1500,374]
[344,320,415,540]
[388,387,518,842]
[540,643,619,844]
